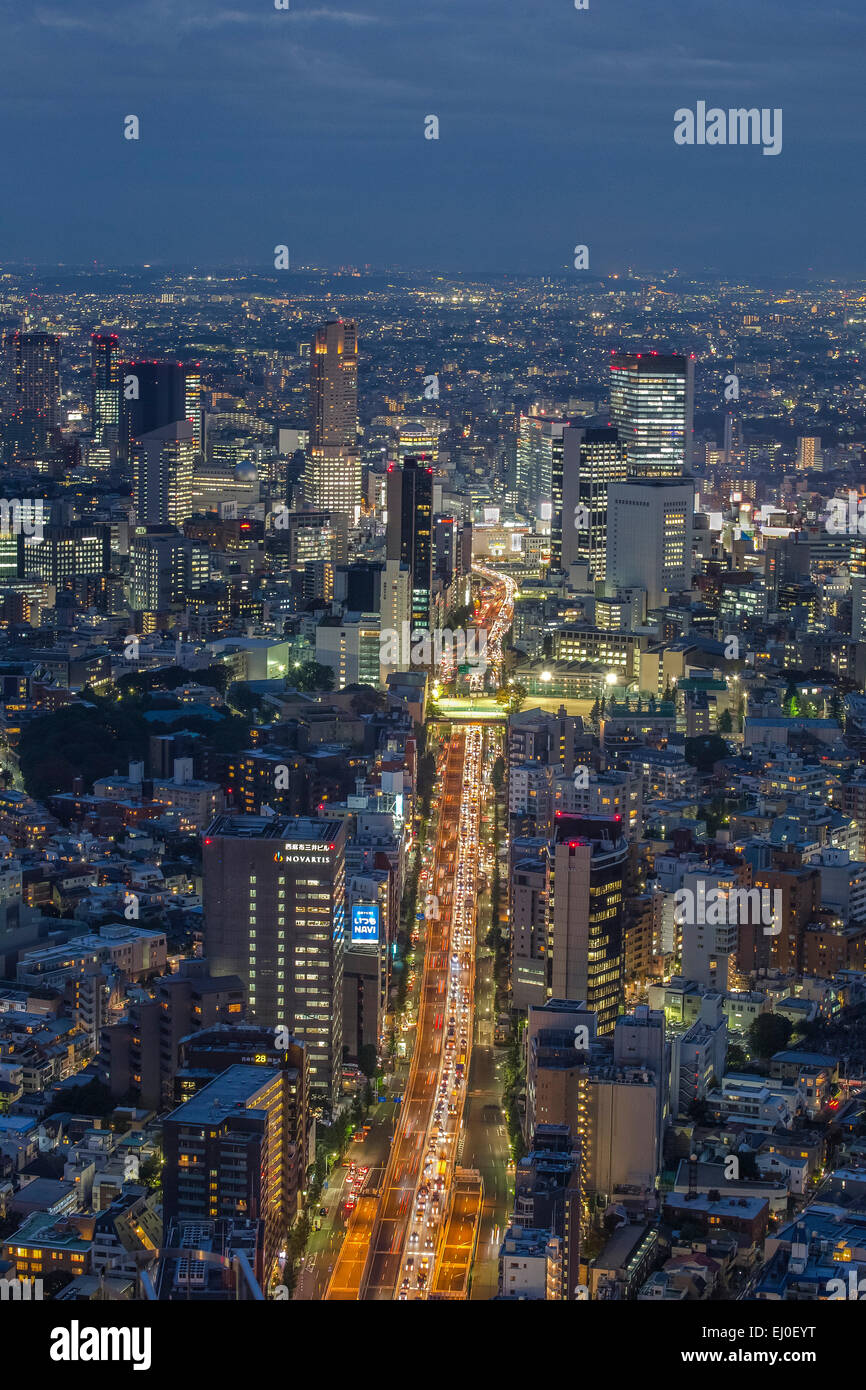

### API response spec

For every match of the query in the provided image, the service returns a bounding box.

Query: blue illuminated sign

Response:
[351,904,380,943]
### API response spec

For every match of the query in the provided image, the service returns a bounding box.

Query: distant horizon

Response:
[3,263,866,287]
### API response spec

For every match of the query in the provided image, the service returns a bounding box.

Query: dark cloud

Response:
[0,0,863,272]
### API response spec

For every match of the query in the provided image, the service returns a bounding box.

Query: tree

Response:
[718,708,734,734]
[228,682,268,720]
[748,1013,793,1059]
[726,1043,748,1071]
[19,698,150,800]
[491,756,505,794]
[293,661,335,693]
[358,1044,378,1079]
[684,733,731,772]
[139,1153,163,1191]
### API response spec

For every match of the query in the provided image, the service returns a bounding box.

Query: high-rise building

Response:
[283,509,348,570]
[556,426,625,577]
[386,456,433,630]
[395,417,440,466]
[202,814,346,1114]
[517,415,568,509]
[162,1064,296,1287]
[4,331,61,457]
[119,360,201,461]
[548,814,627,1035]
[90,333,120,444]
[609,352,694,477]
[176,1023,309,1229]
[18,522,110,590]
[129,524,209,615]
[606,476,695,610]
[304,319,360,518]
[795,435,822,471]
[9,331,62,425]
[134,420,195,527]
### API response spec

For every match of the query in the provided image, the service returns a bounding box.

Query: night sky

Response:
[1,0,863,275]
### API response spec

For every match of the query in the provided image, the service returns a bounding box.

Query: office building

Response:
[517,415,567,509]
[386,456,433,630]
[90,333,120,444]
[548,814,627,1035]
[129,524,209,616]
[202,815,346,1114]
[606,476,694,610]
[134,420,195,527]
[18,522,110,590]
[609,352,694,477]
[120,360,201,460]
[284,509,348,570]
[556,425,625,578]
[9,331,62,426]
[304,319,361,518]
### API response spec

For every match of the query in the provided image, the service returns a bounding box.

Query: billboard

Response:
[351,904,380,944]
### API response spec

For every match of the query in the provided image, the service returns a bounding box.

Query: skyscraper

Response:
[119,360,201,461]
[386,455,433,630]
[304,319,361,518]
[90,333,120,444]
[203,814,346,1115]
[556,425,626,577]
[517,415,568,509]
[606,476,695,610]
[4,331,61,457]
[9,331,61,425]
[548,814,627,1036]
[133,420,195,527]
[609,352,694,477]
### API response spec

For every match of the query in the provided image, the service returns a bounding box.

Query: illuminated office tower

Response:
[609,352,694,477]
[119,360,201,460]
[396,417,440,466]
[18,522,110,590]
[90,333,120,444]
[9,331,61,424]
[548,814,627,1036]
[283,509,349,571]
[203,815,346,1115]
[517,415,568,510]
[304,320,361,518]
[184,364,202,452]
[606,476,695,610]
[795,435,822,471]
[386,456,433,630]
[130,524,208,614]
[133,421,195,527]
[556,426,625,578]
[4,331,61,456]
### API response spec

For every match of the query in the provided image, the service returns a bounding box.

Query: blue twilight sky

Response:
[0,0,863,276]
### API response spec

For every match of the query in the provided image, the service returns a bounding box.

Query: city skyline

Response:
[0,0,865,1339]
